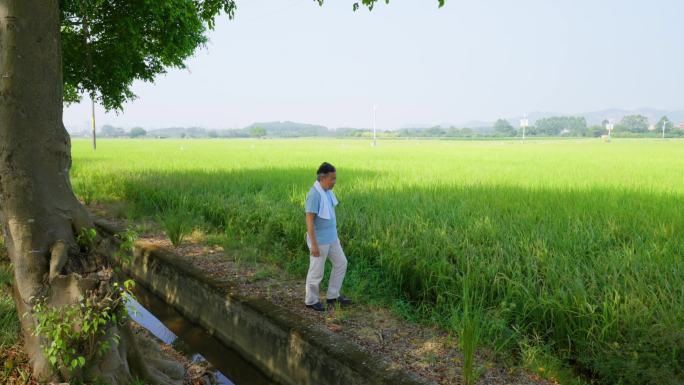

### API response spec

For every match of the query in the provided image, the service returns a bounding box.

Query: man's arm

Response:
[306,212,320,257]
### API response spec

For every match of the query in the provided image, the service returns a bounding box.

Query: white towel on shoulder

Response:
[313,180,338,220]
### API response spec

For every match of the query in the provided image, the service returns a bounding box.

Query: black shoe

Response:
[305,302,326,311]
[326,295,352,306]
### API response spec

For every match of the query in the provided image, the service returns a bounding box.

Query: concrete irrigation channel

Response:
[95,218,435,385]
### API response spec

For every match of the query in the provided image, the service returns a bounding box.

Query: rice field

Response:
[71,138,684,385]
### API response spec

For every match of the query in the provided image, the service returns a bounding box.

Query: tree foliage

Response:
[493,119,516,136]
[60,0,237,110]
[656,116,672,132]
[249,126,267,138]
[129,127,146,138]
[535,116,587,136]
[616,114,649,133]
[314,0,445,12]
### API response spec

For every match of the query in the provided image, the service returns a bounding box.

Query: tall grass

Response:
[458,260,482,385]
[1,262,19,348]
[159,209,194,247]
[70,138,684,384]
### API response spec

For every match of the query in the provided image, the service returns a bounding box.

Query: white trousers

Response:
[305,233,348,305]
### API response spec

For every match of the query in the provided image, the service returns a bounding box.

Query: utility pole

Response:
[81,0,96,150]
[91,97,97,150]
[662,120,666,139]
[606,120,614,142]
[520,114,529,142]
[372,104,378,147]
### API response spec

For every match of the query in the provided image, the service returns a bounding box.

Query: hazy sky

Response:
[63,0,684,131]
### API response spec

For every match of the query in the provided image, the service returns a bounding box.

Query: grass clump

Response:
[159,209,195,247]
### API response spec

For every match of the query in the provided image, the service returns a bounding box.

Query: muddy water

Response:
[126,285,278,385]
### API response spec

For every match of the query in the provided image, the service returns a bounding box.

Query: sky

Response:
[63,0,684,131]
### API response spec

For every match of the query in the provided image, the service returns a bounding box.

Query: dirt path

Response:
[89,203,557,385]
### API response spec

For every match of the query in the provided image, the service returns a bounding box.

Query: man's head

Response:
[316,162,337,190]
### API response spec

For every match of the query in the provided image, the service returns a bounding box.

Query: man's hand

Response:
[306,212,320,256]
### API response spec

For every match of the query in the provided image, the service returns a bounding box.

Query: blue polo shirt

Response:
[304,187,338,244]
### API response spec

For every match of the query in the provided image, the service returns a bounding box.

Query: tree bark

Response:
[0,1,182,383]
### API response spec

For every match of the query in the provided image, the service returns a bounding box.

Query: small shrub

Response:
[28,279,135,378]
[114,228,139,266]
[75,227,97,252]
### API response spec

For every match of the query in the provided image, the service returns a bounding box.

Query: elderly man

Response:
[303,162,352,311]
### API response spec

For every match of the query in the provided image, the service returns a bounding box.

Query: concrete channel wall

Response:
[95,219,435,385]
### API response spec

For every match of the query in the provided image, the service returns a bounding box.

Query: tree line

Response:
[391,115,683,139]
[70,114,684,139]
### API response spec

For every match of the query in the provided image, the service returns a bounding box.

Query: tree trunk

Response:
[0,1,182,383]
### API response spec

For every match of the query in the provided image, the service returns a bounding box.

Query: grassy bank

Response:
[71,138,684,384]
[1,242,33,384]
[0,263,18,347]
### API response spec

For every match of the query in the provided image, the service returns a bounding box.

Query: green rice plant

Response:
[160,209,194,247]
[458,261,483,385]
[74,178,95,205]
